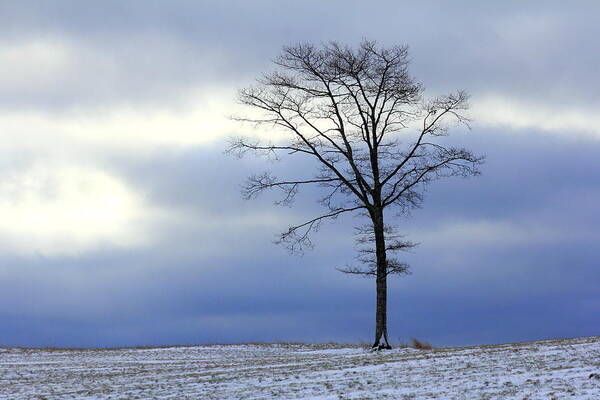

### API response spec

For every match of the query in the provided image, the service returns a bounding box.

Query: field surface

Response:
[1,336,599,399]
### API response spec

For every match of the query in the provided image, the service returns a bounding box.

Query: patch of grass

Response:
[399,338,433,350]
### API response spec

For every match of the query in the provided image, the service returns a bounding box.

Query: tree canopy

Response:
[229,40,483,348]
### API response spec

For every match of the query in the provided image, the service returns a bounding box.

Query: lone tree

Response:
[229,40,483,349]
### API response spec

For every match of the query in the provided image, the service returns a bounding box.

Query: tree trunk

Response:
[371,207,391,350]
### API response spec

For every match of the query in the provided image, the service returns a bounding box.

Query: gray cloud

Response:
[2,1,599,111]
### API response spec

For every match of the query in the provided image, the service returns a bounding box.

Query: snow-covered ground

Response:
[1,336,599,399]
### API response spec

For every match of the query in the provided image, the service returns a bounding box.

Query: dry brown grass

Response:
[398,338,433,350]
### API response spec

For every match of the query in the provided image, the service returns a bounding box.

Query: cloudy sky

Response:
[1,1,599,347]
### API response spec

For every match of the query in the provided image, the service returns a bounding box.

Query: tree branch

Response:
[277,206,365,254]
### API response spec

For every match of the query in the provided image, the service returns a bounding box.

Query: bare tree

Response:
[228,40,483,349]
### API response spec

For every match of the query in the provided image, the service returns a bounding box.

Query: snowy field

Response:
[1,336,599,399]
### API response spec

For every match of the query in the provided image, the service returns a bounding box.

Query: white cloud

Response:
[0,33,249,112]
[473,95,600,140]
[0,164,159,255]
[0,91,252,158]
[0,38,243,255]
[0,52,271,257]
[0,36,249,157]
[0,39,74,92]
[5,34,599,260]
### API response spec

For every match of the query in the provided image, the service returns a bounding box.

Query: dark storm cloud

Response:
[1,1,599,347]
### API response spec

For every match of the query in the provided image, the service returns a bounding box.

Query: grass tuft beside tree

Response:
[228,40,483,350]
